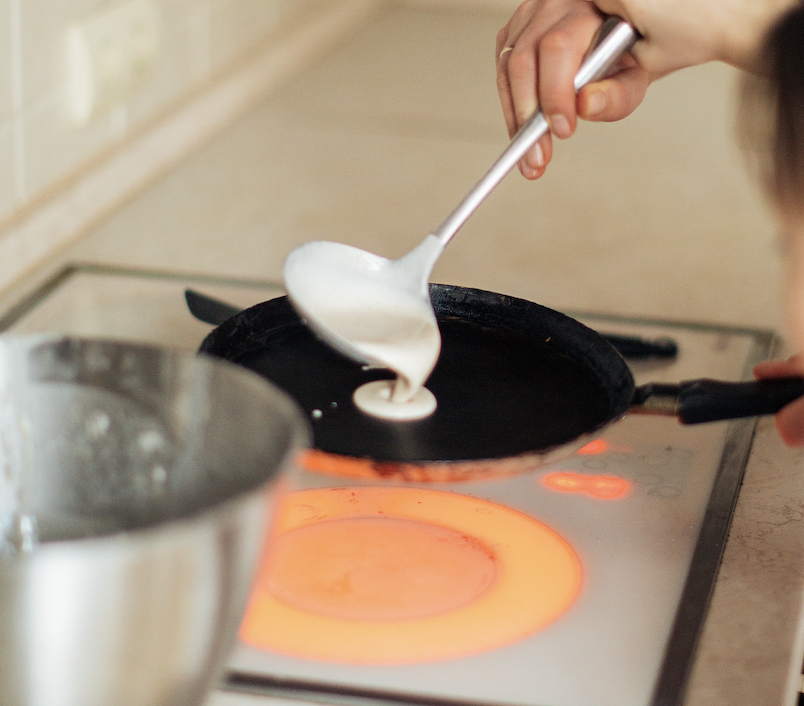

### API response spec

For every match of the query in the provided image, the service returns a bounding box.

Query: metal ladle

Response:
[283,17,639,374]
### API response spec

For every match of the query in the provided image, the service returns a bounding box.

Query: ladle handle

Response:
[633,377,804,424]
[431,16,640,247]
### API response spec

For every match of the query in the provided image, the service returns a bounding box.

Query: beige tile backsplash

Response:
[2,0,326,213]
[0,1,11,124]
[19,0,105,111]
[208,0,313,74]
[0,122,13,218]
[23,86,121,204]
[272,5,507,141]
[123,0,212,129]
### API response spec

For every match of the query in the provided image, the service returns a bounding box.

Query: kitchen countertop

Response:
[9,4,804,704]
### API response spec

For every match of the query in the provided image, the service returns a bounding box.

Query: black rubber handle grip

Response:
[678,377,804,424]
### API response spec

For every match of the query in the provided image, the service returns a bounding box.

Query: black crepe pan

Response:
[194,284,804,480]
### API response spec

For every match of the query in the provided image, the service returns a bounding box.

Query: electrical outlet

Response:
[66,0,159,125]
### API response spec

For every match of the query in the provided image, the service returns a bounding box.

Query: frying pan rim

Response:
[199,283,636,464]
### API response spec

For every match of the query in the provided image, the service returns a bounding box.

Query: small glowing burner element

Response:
[542,472,631,499]
[577,439,610,455]
[240,487,582,664]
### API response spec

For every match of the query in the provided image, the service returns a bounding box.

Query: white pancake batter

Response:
[284,236,441,420]
[352,380,437,420]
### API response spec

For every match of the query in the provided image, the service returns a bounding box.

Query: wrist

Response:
[716,0,801,71]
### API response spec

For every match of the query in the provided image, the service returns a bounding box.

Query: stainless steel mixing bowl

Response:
[0,336,308,706]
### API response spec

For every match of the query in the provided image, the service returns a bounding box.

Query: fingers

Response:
[775,396,804,447]
[496,3,553,179]
[576,57,651,122]
[753,355,804,379]
[535,11,603,138]
[754,355,804,447]
[496,0,645,180]
[496,26,519,140]
[500,44,551,177]
[496,0,541,137]
[520,134,552,179]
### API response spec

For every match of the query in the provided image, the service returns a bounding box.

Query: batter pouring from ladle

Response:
[282,19,638,422]
[283,235,443,421]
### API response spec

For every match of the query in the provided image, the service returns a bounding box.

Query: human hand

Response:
[754,355,804,446]
[496,0,649,180]
[497,0,798,180]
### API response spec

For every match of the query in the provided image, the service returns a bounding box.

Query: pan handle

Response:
[632,377,804,423]
[185,289,242,326]
[601,333,677,359]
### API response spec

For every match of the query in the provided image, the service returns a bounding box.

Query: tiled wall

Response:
[0,0,322,225]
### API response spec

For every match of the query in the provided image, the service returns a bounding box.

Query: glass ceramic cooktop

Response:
[0,262,777,706]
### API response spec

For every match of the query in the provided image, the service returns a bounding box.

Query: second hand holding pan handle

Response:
[633,378,804,423]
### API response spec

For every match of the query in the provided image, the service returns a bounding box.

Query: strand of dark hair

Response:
[740,6,804,215]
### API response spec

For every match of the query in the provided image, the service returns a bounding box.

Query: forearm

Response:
[597,0,801,73]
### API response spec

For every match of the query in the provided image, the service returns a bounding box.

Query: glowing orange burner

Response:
[577,439,631,455]
[298,449,378,479]
[240,487,582,664]
[542,472,631,499]
[266,517,496,621]
[577,439,610,455]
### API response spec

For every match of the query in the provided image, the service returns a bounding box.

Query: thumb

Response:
[577,64,651,122]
